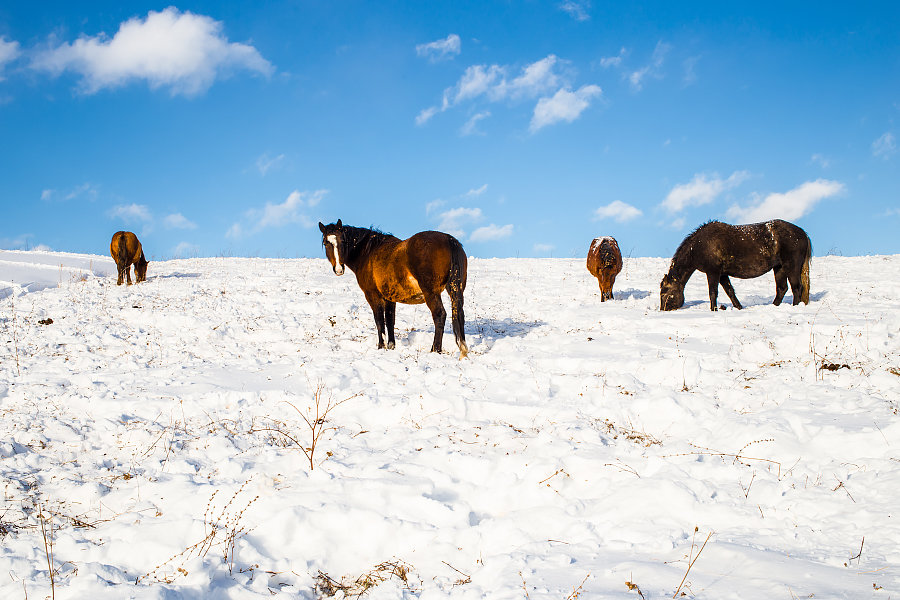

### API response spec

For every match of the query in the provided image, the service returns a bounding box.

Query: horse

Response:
[659,219,811,311]
[318,220,469,358]
[110,231,148,285]
[586,236,623,301]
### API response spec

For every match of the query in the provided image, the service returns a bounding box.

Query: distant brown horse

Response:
[660,219,811,311]
[110,231,148,285]
[319,220,468,358]
[586,236,623,301]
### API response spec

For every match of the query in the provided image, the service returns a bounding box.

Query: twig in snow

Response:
[672,527,713,598]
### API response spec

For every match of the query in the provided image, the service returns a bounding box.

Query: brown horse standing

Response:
[318,220,468,358]
[586,236,623,301]
[110,231,148,285]
[660,219,811,311]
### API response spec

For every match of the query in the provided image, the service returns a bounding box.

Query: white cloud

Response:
[418,55,594,130]
[470,223,513,242]
[461,111,491,136]
[164,213,197,229]
[599,47,626,69]
[628,40,671,91]
[454,64,505,104]
[683,56,699,86]
[416,34,461,62]
[31,7,273,96]
[533,243,555,253]
[256,153,285,176]
[594,200,642,222]
[727,179,844,223]
[530,84,602,132]
[465,184,489,197]
[494,55,562,101]
[415,106,440,126]
[0,37,21,79]
[42,183,100,202]
[172,241,199,257]
[662,171,750,213]
[436,207,483,237]
[872,132,896,159]
[228,189,327,238]
[810,153,832,169]
[110,203,152,223]
[425,198,445,216]
[559,0,591,21]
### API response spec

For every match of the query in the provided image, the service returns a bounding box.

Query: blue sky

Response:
[1,2,898,260]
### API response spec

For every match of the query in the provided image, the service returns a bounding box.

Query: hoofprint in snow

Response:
[1,250,898,599]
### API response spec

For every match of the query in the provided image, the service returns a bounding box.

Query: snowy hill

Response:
[1,250,898,598]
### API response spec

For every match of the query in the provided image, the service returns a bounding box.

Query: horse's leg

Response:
[719,275,742,309]
[424,293,447,353]
[116,263,125,286]
[772,265,788,306]
[385,302,396,350]
[125,263,133,286]
[787,267,803,306]
[365,294,387,349]
[705,272,720,311]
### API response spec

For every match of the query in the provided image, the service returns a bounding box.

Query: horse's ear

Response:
[336,219,342,229]
[318,222,326,233]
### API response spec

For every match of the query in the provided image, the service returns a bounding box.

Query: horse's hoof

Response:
[719,304,727,310]
[386,341,395,350]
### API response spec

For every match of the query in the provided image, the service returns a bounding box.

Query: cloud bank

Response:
[662,171,750,213]
[594,200,642,222]
[727,179,844,223]
[417,54,601,132]
[31,7,273,96]
[227,189,326,238]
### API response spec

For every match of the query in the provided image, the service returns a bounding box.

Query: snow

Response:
[1,249,898,599]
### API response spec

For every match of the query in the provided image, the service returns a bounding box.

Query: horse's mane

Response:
[670,220,721,268]
[341,225,398,260]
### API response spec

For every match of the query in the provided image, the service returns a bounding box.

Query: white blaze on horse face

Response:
[327,235,344,275]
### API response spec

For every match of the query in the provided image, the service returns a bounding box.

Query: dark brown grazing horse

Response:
[586,236,623,301]
[319,220,468,358]
[110,231,148,285]
[660,219,811,311]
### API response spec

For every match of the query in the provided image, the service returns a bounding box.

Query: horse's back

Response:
[587,236,622,275]
[110,231,142,263]
[367,231,465,302]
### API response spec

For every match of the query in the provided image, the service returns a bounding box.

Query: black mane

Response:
[341,225,398,262]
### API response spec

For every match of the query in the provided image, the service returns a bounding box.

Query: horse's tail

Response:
[447,235,468,358]
[800,233,812,304]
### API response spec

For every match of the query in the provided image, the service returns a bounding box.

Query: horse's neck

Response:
[343,228,391,270]
[668,251,695,287]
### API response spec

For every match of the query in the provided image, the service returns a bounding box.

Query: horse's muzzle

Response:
[333,265,345,276]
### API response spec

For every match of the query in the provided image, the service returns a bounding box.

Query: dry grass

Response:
[315,559,416,598]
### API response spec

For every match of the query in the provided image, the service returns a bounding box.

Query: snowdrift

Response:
[1,250,898,598]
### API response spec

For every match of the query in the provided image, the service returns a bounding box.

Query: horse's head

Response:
[135,255,149,283]
[659,273,684,311]
[318,219,345,276]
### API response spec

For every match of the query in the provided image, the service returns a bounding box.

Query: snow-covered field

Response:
[1,249,898,599]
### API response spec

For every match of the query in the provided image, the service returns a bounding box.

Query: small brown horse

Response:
[319,220,468,358]
[660,219,811,311]
[110,231,148,285]
[586,236,623,301]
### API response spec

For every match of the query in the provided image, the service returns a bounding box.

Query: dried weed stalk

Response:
[139,479,259,583]
[253,384,360,470]
[672,527,713,598]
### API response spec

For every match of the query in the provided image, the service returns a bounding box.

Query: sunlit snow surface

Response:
[1,250,898,598]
